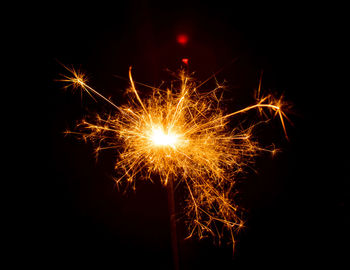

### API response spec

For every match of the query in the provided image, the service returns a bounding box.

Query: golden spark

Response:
[59,64,290,251]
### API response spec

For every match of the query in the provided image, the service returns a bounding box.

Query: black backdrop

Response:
[28,1,348,269]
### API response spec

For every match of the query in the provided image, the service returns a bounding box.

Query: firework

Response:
[59,63,290,251]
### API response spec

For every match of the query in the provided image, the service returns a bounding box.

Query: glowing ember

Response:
[177,34,189,45]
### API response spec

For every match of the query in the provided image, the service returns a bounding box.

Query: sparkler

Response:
[59,63,290,255]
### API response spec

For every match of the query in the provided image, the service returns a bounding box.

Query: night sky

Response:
[32,1,348,269]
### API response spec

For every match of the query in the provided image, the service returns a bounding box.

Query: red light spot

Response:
[182,58,189,65]
[177,34,188,46]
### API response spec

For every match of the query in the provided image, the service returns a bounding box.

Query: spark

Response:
[59,64,290,251]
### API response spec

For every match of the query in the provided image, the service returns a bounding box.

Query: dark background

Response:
[28,1,348,269]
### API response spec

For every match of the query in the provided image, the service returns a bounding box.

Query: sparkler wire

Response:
[167,175,180,270]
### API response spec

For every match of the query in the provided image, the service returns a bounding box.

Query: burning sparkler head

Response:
[150,126,179,147]
[60,64,290,250]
